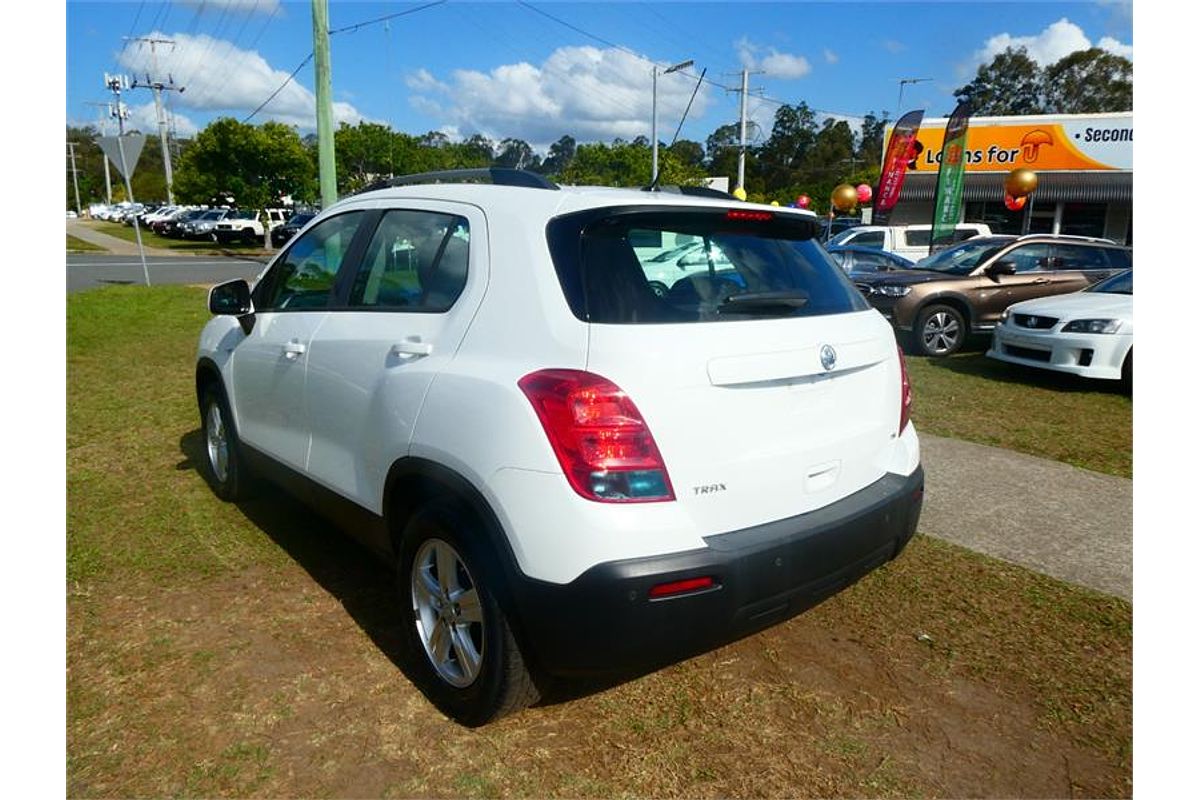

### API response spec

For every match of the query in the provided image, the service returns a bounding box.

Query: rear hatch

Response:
[547,205,904,534]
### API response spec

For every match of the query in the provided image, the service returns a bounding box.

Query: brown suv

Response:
[851,235,1132,356]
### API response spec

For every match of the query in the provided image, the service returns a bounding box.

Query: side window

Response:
[952,228,980,243]
[904,230,930,247]
[848,230,885,248]
[349,209,470,311]
[257,212,364,310]
[1105,248,1132,270]
[1055,244,1111,271]
[1004,243,1050,272]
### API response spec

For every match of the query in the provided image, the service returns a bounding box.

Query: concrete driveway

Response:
[918,433,1131,600]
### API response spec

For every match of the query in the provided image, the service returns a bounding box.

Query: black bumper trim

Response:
[508,466,924,677]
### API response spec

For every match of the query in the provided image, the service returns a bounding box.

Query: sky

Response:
[65,0,1133,151]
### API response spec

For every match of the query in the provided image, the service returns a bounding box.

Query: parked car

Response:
[160,208,207,237]
[826,245,915,274]
[820,216,864,241]
[830,223,992,262]
[213,209,266,244]
[852,233,1132,357]
[987,269,1132,382]
[270,211,316,247]
[180,208,229,239]
[196,169,924,725]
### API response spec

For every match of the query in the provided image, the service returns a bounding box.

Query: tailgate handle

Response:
[282,339,306,359]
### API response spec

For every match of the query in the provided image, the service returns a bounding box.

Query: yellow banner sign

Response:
[893,114,1132,173]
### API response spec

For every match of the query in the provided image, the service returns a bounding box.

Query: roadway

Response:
[67,254,267,294]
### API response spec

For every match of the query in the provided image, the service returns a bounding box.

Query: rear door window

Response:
[845,230,885,248]
[1054,244,1111,271]
[903,230,931,247]
[347,209,470,311]
[548,208,869,324]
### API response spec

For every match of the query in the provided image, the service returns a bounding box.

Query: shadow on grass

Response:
[918,351,1131,397]
[177,428,637,711]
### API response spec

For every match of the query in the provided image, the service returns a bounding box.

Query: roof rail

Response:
[643,184,734,199]
[361,168,559,194]
[1016,233,1117,244]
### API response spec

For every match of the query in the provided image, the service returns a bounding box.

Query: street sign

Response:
[96,134,146,179]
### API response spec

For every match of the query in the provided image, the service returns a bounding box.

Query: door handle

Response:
[391,340,433,357]
[1032,277,1051,285]
[282,339,306,359]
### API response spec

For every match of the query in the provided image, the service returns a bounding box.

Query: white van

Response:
[830,223,992,261]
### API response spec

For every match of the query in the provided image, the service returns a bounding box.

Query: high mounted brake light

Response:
[519,369,675,503]
[725,210,774,222]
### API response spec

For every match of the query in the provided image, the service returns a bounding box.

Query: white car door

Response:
[303,202,488,512]
[229,210,369,471]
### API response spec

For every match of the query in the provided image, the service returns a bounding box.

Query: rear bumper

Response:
[509,466,924,677]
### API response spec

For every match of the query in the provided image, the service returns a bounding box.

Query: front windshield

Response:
[1087,269,1132,294]
[201,210,224,220]
[916,238,1013,274]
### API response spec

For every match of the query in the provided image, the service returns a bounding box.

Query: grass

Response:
[87,220,271,255]
[67,286,1131,797]
[67,233,106,253]
[907,350,1132,477]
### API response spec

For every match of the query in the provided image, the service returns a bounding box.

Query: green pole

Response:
[312,0,337,207]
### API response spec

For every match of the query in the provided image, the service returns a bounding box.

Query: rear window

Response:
[547,207,869,324]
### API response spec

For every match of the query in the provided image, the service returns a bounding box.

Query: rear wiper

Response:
[717,290,810,313]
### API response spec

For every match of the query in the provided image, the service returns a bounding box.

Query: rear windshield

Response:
[547,207,869,323]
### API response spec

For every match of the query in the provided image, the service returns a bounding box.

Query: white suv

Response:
[196,169,924,725]
[830,223,991,261]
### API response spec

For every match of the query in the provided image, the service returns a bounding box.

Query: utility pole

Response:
[312,0,337,207]
[67,142,82,215]
[84,101,115,203]
[127,37,184,204]
[104,72,151,287]
[738,69,749,192]
[651,59,693,185]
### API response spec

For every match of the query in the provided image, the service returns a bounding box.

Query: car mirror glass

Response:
[208,279,253,316]
[987,260,1017,276]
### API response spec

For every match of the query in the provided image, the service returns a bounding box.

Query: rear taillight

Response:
[518,369,675,503]
[898,345,913,435]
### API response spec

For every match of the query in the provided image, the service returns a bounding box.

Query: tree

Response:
[538,135,576,175]
[494,137,538,170]
[759,102,819,181]
[953,47,1045,115]
[461,133,495,164]
[558,140,706,187]
[667,139,704,169]
[335,121,399,193]
[1043,48,1132,113]
[857,111,889,173]
[173,117,315,211]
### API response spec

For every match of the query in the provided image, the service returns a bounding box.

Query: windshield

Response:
[286,213,315,226]
[915,237,1015,274]
[200,210,225,220]
[1087,269,1132,294]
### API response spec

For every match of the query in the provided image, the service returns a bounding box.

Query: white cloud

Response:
[971,18,1133,67]
[116,29,372,130]
[823,48,839,65]
[178,0,280,15]
[407,46,713,145]
[735,38,811,79]
[125,102,200,137]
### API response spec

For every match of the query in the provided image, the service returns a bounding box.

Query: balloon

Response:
[1004,193,1027,212]
[732,186,748,201]
[796,194,811,209]
[831,184,858,213]
[770,200,780,206]
[1005,168,1038,198]
[856,183,873,204]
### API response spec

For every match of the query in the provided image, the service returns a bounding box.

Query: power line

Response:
[329,0,448,35]
[243,52,314,123]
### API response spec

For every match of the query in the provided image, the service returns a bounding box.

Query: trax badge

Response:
[820,344,837,371]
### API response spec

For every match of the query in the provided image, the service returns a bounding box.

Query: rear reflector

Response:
[897,345,913,435]
[725,209,774,222]
[648,576,716,599]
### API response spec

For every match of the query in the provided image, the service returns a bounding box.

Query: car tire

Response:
[397,500,539,726]
[648,281,669,298]
[913,304,966,357]
[1121,349,1132,388]
[199,383,254,502]
[242,228,256,244]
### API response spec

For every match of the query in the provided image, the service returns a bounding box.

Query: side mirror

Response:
[208,279,252,315]
[987,260,1017,277]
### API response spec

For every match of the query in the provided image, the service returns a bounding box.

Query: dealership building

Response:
[886,112,1132,244]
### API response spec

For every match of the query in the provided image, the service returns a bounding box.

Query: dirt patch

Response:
[68,548,1129,798]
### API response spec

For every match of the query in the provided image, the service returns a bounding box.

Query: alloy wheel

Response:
[205,401,229,483]
[411,538,485,688]
[922,311,961,355]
